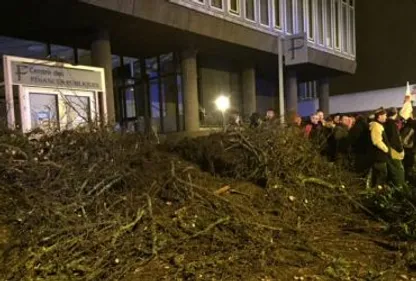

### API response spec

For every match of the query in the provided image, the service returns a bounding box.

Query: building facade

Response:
[0,0,356,132]
[299,0,416,117]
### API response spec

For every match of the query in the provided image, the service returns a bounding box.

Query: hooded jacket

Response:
[369,121,390,162]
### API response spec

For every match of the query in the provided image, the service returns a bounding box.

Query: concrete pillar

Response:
[241,66,256,119]
[285,69,298,115]
[318,77,330,115]
[91,30,115,124]
[181,49,199,132]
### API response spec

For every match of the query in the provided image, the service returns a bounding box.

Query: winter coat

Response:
[348,118,370,154]
[384,118,404,160]
[369,121,390,163]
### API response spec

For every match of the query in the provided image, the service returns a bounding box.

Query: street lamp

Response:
[215,95,230,132]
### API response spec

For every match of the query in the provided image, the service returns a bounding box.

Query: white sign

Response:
[284,33,308,66]
[3,55,107,130]
[10,61,104,91]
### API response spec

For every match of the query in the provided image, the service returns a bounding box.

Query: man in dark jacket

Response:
[369,108,390,188]
[332,115,350,166]
[384,107,405,188]
[348,115,371,174]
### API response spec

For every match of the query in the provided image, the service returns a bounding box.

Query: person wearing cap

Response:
[384,107,405,188]
[369,107,390,187]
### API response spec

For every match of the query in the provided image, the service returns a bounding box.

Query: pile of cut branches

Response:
[0,126,414,280]
[172,126,352,189]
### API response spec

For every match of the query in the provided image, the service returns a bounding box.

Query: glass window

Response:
[177,74,184,130]
[341,3,348,52]
[123,57,141,78]
[112,55,121,69]
[229,0,240,14]
[194,0,204,3]
[64,95,91,129]
[111,55,123,86]
[260,0,270,25]
[296,0,305,33]
[273,0,282,28]
[245,0,255,21]
[0,36,47,59]
[307,0,315,40]
[161,76,179,132]
[125,88,136,118]
[160,53,175,75]
[325,0,333,47]
[177,75,184,116]
[286,0,294,33]
[349,7,355,55]
[211,0,223,9]
[146,57,158,80]
[50,45,75,64]
[150,80,160,118]
[317,0,324,44]
[29,93,59,131]
[334,0,341,49]
[298,82,308,100]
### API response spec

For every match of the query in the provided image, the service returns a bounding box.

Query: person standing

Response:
[369,108,390,188]
[384,107,405,188]
[401,117,416,182]
[348,115,371,175]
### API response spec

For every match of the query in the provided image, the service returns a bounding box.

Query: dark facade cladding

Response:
[331,0,415,95]
[0,0,356,132]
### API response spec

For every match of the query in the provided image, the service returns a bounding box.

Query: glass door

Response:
[21,86,97,132]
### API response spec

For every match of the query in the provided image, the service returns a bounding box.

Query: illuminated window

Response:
[260,0,270,25]
[245,0,255,21]
[273,0,282,28]
[229,0,240,14]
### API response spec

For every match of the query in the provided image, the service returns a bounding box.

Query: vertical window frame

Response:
[228,0,241,15]
[316,0,325,46]
[193,0,206,6]
[210,0,224,11]
[273,0,283,30]
[349,0,355,56]
[295,0,306,34]
[306,0,316,42]
[244,0,257,22]
[333,0,341,50]
[285,0,295,34]
[324,0,333,49]
[259,0,271,27]
[341,0,348,53]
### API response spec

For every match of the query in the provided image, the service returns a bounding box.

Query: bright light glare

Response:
[215,95,230,112]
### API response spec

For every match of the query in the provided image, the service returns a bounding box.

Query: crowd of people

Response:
[229,93,416,189]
